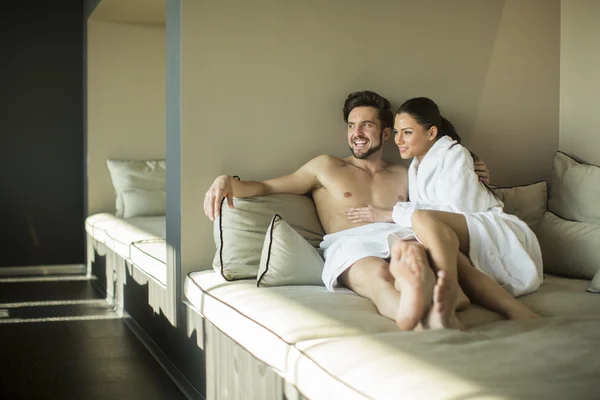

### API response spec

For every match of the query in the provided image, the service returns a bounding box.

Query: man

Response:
[204,91,490,330]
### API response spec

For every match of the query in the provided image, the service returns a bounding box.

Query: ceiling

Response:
[90,0,166,25]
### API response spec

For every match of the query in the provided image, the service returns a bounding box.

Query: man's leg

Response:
[388,240,437,330]
[338,242,437,330]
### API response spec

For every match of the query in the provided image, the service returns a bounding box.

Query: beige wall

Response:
[87,19,166,215]
[560,0,600,165]
[180,0,561,274]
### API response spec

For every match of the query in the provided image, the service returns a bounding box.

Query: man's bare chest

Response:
[316,167,406,207]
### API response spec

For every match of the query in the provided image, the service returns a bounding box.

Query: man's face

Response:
[347,106,386,160]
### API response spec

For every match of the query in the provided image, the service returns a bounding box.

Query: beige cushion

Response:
[535,211,600,280]
[518,274,599,316]
[494,181,547,231]
[549,152,600,224]
[106,159,166,218]
[257,215,325,287]
[213,195,325,280]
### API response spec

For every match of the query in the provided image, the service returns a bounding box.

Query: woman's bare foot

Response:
[423,270,464,330]
[389,241,434,331]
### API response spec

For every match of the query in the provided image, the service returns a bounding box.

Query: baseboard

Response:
[124,312,204,400]
[0,264,86,277]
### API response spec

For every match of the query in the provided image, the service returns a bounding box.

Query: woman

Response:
[348,97,542,329]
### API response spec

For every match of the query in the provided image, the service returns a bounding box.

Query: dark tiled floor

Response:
[3,302,116,320]
[0,278,186,400]
[0,279,102,302]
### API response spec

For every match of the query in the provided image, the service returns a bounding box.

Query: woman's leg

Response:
[410,210,466,328]
[411,210,538,321]
[456,252,538,320]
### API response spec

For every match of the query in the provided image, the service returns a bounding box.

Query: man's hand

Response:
[347,205,393,224]
[204,175,234,221]
[474,160,491,186]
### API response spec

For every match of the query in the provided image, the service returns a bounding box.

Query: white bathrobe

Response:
[392,136,543,297]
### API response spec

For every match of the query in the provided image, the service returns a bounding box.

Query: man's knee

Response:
[391,238,425,258]
[342,258,393,295]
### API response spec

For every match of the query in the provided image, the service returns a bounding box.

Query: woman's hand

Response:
[474,160,491,185]
[347,205,393,224]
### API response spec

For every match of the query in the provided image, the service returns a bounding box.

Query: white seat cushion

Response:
[130,240,167,285]
[289,315,600,400]
[287,275,600,400]
[86,213,165,263]
[186,271,600,397]
[184,270,400,372]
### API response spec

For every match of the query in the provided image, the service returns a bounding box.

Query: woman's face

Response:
[393,112,437,161]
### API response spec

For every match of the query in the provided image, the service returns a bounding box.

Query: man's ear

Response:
[428,126,438,141]
[382,127,392,141]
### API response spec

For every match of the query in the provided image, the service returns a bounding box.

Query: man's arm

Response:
[203,155,325,221]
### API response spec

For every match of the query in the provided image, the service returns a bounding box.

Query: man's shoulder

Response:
[309,154,347,168]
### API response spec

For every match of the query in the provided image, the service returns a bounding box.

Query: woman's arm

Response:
[346,147,495,226]
[391,146,496,227]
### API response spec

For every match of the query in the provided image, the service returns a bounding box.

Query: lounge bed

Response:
[85,213,167,314]
[85,159,169,318]
[184,152,600,399]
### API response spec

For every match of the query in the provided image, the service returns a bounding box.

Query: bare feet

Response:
[423,270,464,330]
[389,241,435,331]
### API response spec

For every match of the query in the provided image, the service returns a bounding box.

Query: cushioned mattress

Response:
[185,271,600,399]
[86,213,166,285]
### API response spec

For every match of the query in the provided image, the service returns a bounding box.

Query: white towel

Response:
[320,223,416,292]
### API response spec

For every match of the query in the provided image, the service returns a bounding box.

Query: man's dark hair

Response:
[343,90,394,130]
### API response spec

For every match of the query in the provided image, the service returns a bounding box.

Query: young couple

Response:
[204,91,543,331]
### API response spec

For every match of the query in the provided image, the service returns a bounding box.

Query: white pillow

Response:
[257,215,325,287]
[106,159,166,218]
[121,189,166,218]
[494,181,547,231]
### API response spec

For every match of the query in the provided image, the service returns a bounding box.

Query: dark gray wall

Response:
[84,0,102,19]
[0,1,85,267]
